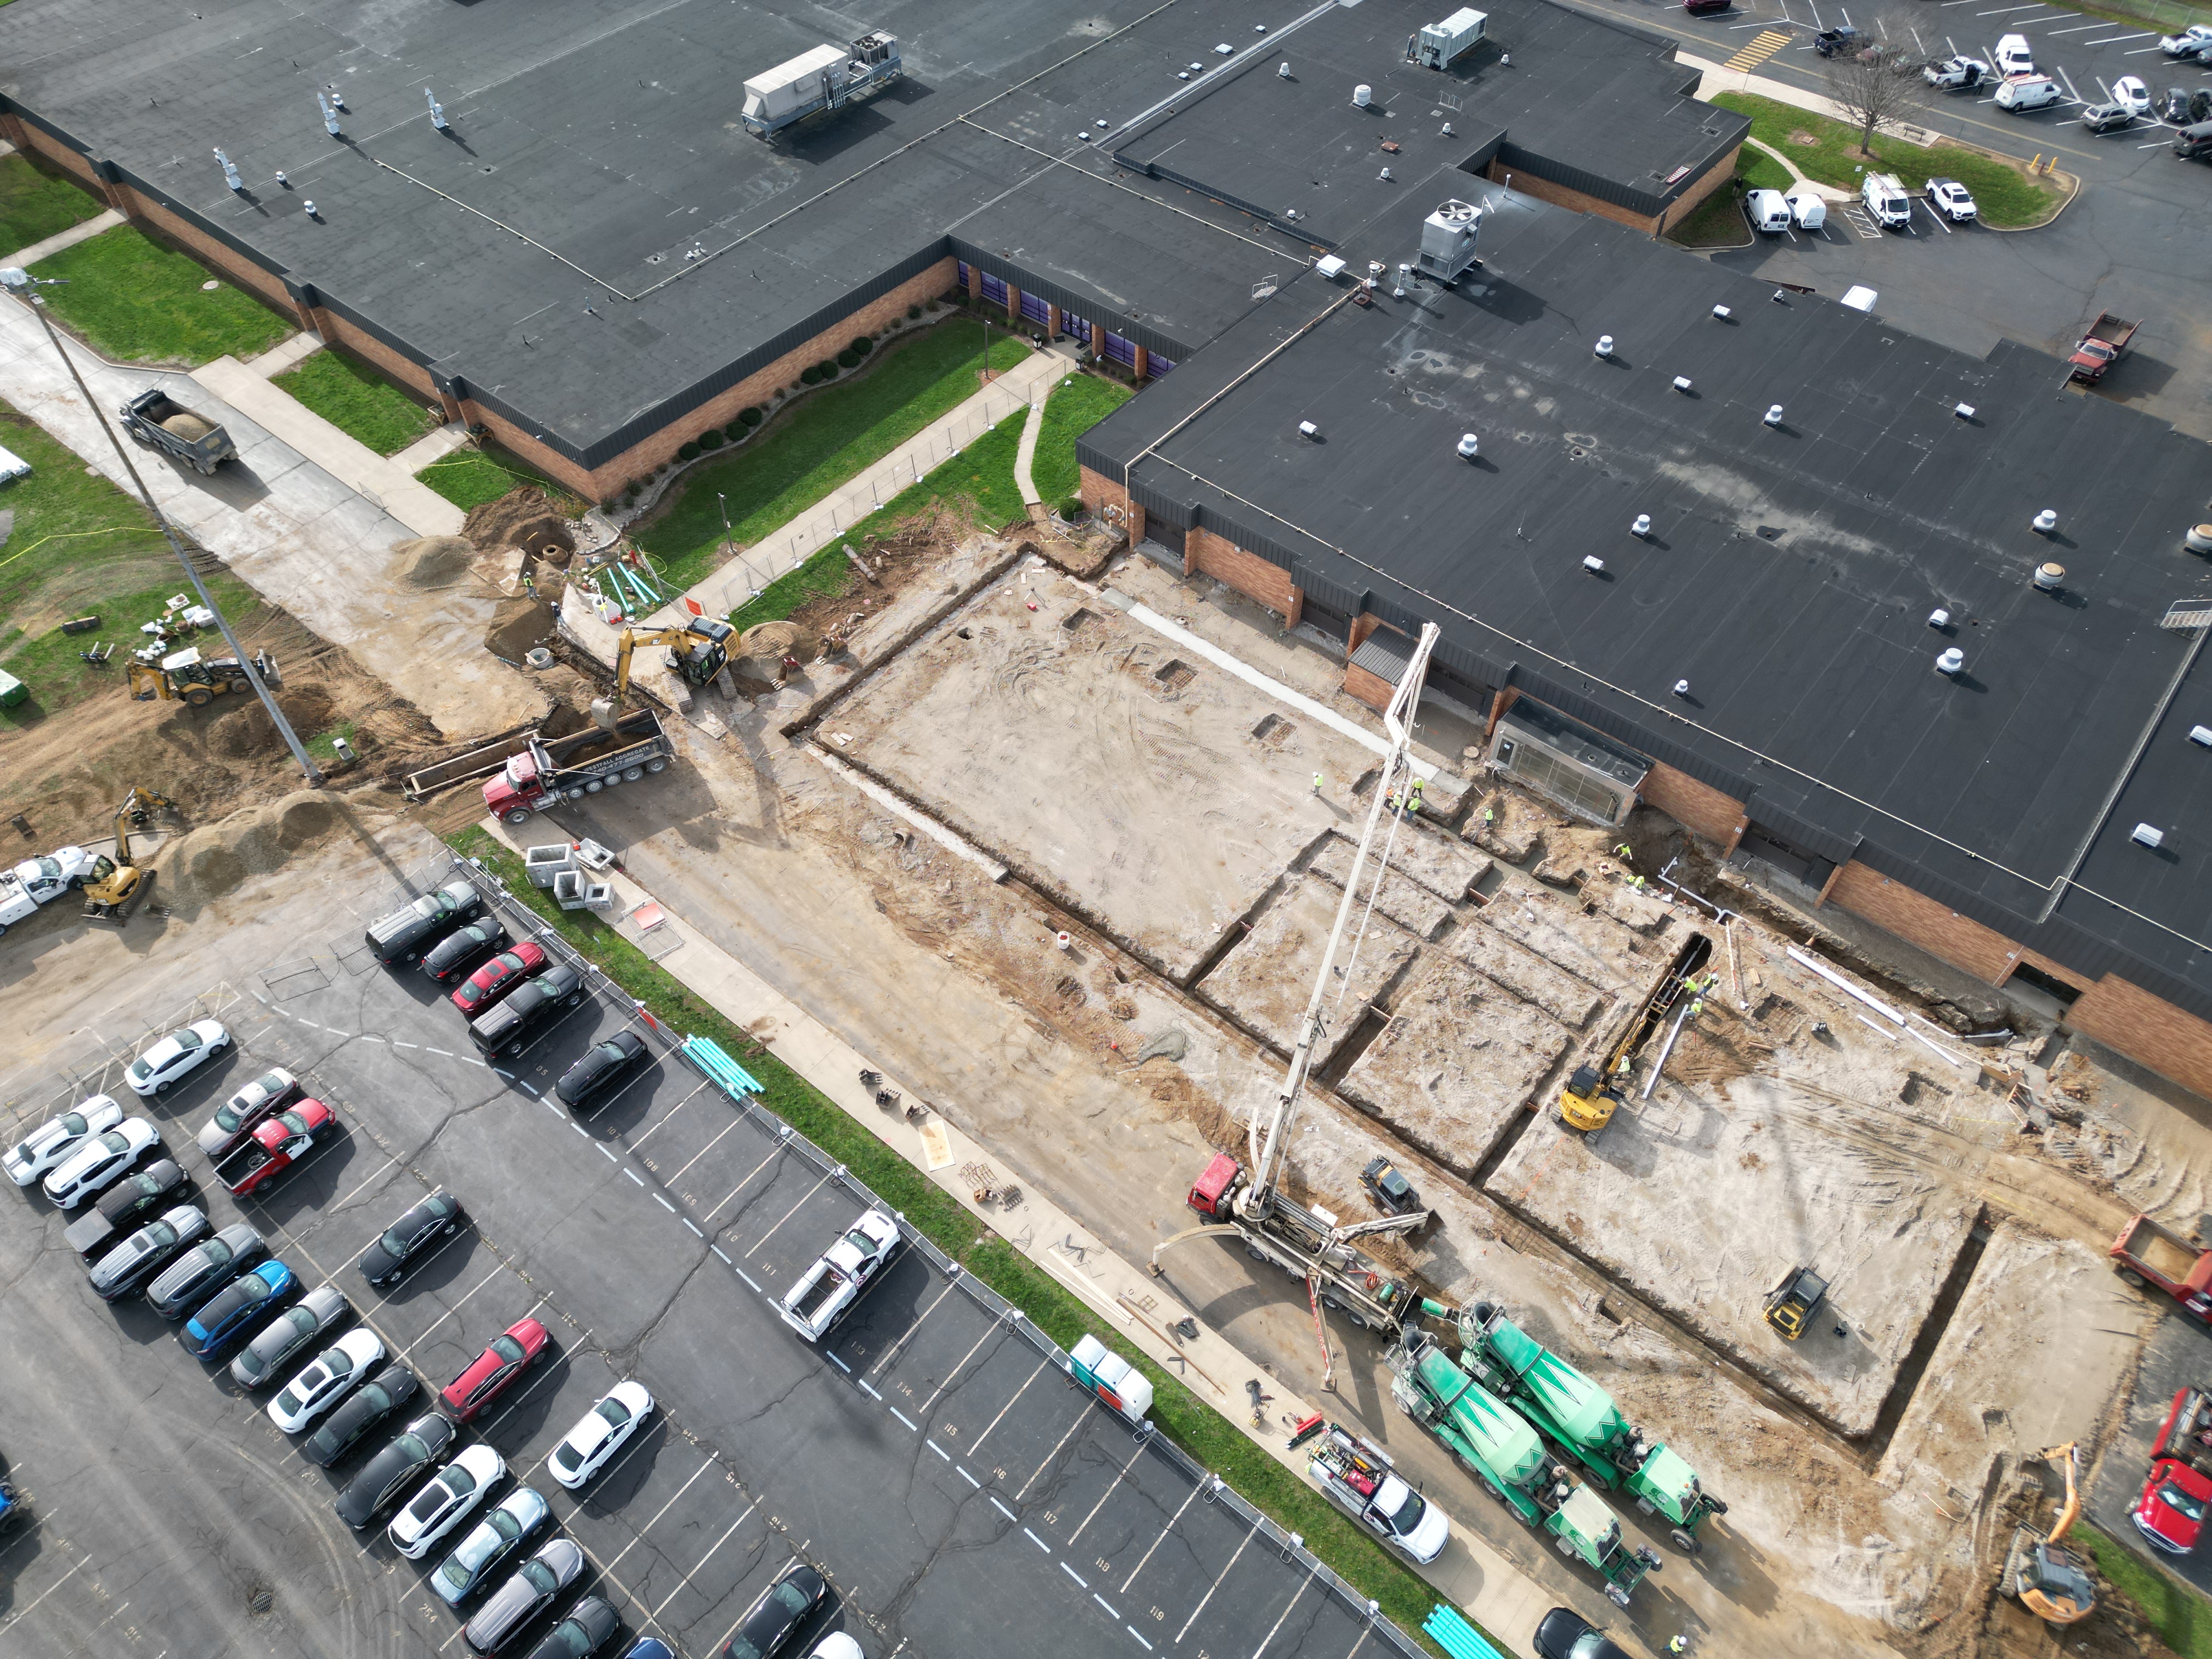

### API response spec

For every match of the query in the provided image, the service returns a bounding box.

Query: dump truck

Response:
[2151,1385,2212,1479]
[212,1099,334,1197]
[777,1206,902,1342]
[1430,1299,1726,1551]
[1306,1423,1452,1563]
[2067,312,2138,383]
[128,646,281,708]
[119,388,236,476]
[481,707,674,822]
[741,33,902,138]
[2111,1212,2212,1321]
[1388,1331,1660,1606]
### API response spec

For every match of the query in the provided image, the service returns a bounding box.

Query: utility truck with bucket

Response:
[1151,629,1443,1380]
[1428,1298,1725,1550]
[1389,1330,1659,1605]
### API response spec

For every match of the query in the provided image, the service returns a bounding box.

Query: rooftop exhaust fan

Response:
[1457,433,1480,459]
[1414,200,1483,284]
[2034,562,2066,591]
[1936,647,1965,675]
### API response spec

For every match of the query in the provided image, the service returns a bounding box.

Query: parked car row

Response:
[370,877,650,1105]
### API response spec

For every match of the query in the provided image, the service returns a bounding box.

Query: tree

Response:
[1822,10,1932,156]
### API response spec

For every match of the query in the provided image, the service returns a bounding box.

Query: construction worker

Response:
[1312,772,1323,795]
[1615,842,1634,862]
[1385,787,1400,814]
[1666,1639,1688,1657]
[1483,806,1495,827]
[1409,776,1425,812]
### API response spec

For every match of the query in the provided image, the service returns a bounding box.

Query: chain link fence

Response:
[445,848,1432,1659]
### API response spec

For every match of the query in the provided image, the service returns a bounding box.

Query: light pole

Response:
[719,491,763,602]
[1,267,323,786]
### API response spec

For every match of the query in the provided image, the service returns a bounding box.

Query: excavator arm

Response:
[126,662,173,702]
[595,620,735,727]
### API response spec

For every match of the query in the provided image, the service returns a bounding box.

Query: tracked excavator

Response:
[1557,931,1713,1132]
[2001,1442,2095,1627]
[82,786,179,926]
[590,617,733,727]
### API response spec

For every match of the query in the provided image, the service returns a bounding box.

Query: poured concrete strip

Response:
[3,206,123,269]
[1013,390,1047,506]
[808,746,1008,882]
[1117,600,1438,781]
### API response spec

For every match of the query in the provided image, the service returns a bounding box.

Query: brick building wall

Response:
[1077,462,1147,546]
[1639,762,1748,852]
[1483,145,1741,237]
[2070,975,2212,1102]
[1186,526,1296,618]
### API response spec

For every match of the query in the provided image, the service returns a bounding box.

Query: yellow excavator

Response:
[82,786,179,927]
[2000,1442,2095,1627]
[592,617,733,727]
[1558,932,1713,1131]
[126,646,281,708]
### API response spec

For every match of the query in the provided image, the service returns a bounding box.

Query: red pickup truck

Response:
[2111,1212,2212,1321]
[212,1099,335,1196]
[2067,312,2138,383]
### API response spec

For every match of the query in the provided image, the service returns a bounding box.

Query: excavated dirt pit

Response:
[1304,832,1457,937]
[826,570,1385,981]
[1195,873,1422,1064]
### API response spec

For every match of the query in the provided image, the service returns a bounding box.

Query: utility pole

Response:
[2,269,323,786]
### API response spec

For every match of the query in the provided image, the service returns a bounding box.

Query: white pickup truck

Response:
[0,872,42,936]
[777,1206,902,1341]
[1307,1423,1452,1562]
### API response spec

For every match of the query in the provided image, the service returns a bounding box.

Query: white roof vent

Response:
[1712,304,1732,321]
[1583,556,1605,574]
[1632,514,1652,537]
[2034,562,2066,591]
[2133,823,2166,849]
[2191,725,2212,748]
[1928,608,1951,629]
[1763,405,1784,427]
[1936,647,1965,675]
[1353,83,1373,106]
[1314,254,1347,279]
[1955,402,1977,420]
[1672,376,1693,393]
[1456,433,1480,458]
[1672,679,1691,698]
[1594,335,1614,358]
[1298,420,1319,439]
[2033,509,2058,533]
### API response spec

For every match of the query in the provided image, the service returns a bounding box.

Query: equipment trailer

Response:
[1430,1298,1725,1550]
[1389,1330,1660,1606]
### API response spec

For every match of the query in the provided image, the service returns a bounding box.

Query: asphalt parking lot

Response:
[2087,1306,2212,1590]
[0,854,1420,1659]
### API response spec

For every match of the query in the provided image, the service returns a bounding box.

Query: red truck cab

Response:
[221,1099,334,1195]
[1189,1153,1240,1218]
[483,749,549,821]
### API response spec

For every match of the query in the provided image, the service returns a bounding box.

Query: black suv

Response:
[469,962,586,1057]
[365,880,486,966]
[358,1189,466,1288]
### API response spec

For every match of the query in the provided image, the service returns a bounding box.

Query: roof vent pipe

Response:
[1594,335,1614,358]
[2186,524,2212,555]
[1955,403,1976,420]
[1354,84,1373,106]
[2033,509,2058,533]
[1457,433,1480,459]
[2034,562,2066,591]
[1279,61,1291,77]
[1673,679,1691,698]
[1764,405,1784,427]
[1928,608,1950,629]
[1632,514,1652,538]
[1936,647,1965,675]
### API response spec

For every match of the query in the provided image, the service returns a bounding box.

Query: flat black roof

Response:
[1084,196,2212,1014]
[3,0,1730,465]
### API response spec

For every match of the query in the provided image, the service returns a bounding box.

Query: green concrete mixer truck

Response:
[1429,1298,1727,1553]
[1387,1329,1661,1606]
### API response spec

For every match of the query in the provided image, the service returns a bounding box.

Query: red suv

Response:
[450,941,549,1017]
[441,1316,550,1423]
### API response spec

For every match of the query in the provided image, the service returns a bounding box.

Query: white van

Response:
[1860,171,1911,229]
[1994,32,2035,76]
[1744,188,1791,233]
[1784,188,1826,230]
[1995,75,2063,112]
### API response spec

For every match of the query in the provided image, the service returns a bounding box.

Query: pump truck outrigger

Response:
[1151,628,1443,1384]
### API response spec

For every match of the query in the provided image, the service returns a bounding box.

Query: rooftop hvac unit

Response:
[1414,199,1482,284]
[741,32,903,139]
[1412,9,1488,69]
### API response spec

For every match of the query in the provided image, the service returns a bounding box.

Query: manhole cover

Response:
[247,1585,275,1616]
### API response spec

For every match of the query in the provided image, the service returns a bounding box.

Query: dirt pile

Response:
[160,413,214,441]
[154,788,378,912]
[486,599,558,662]
[739,620,820,662]
[212,685,337,759]
[462,488,577,560]
[391,535,478,589]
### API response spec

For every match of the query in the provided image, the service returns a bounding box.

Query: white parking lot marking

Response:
[425,1047,453,1057]
[1069,1435,1149,1544]
[860,1379,883,1400]
[927,1438,951,1461]
[959,1465,981,1488]
[1017,1408,1094,1500]
[1127,1626,1154,1650]
[890,1406,919,1431]
[603,1454,721,1572]
[1175,1523,1256,1644]
[1063,1562,1089,1588]
[827,1352,852,1373]
[625,1167,646,1188]
[327,1155,399,1214]
[408,1263,509,1346]
[1092,1592,1120,1620]
[623,1080,710,1152]
[966,1357,1050,1455]
[991,1495,1018,1521]
[732,1263,763,1293]
[0,1558,83,1632]
[654,1502,759,1620]
[1250,1576,1311,1659]
[918,1319,1003,1416]
[653,1192,676,1212]
[663,1118,746,1184]
[868,1280,953,1377]
[1121,1479,1206,1592]
[1024,1526,1051,1552]
[682,1217,703,1237]
[740,1169,835,1258]
[698,1141,787,1220]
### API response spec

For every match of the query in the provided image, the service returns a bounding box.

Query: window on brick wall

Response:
[1101,331,1138,368]
[979,272,1008,305]
[957,260,973,289]
[1019,291,1049,326]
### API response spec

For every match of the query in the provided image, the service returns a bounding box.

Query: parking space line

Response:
[425,1047,453,1057]
[683,1218,703,1237]
[868,1280,954,1378]
[917,1320,1005,1417]
[711,1246,731,1263]
[889,1405,919,1431]
[699,1141,788,1221]
[408,1263,510,1346]
[624,1168,647,1188]
[602,1454,722,1572]
[1063,1562,1088,1588]
[1093,1591,1120,1619]
[600,1144,620,1163]
[662,1117,747,1184]
[1336,1624,1372,1659]
[1121,1479,1205,1592]
[1174,1522,1256,1644]
[1127,1626,1153,1650]
[827,1352,851,1373]
[1024,1526,1051,1552]
[958,1465,981,1488]
[624,1081,708,1150]
[1017,1408,1093,1500]
[739,1169,836,1259]
[733,1263,764,1293]
[0,1558,83,1632]
[1250,1575,1312,1659]
[991,1495,1018,1521]
[1069,1435,1150,1545]
[966,1357,1051,1454]
[927,1438,951,1461]
[650,1501,759,1619]
[859,1379,883,1400]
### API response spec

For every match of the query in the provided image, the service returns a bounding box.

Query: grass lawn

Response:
[417,444,586,517]
[2078,1524,2212,1658]
[1667,188,1754,250]
[0,153,106,255]
[637,319,1033,595]
[30,225,294,366]
[448,821,1464,1656]
[0,403,259,727]
[1032,372,1133,505]
[272,350,438,456]
[1710,93,2062,228]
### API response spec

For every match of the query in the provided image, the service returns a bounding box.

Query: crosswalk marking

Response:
[1724,29,1791,72]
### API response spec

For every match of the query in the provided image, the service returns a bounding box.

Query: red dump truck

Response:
[2067,312,2138,383]
[2111,1212,2212,1321]
[481,708,674,822]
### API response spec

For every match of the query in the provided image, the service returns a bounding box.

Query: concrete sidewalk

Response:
[191,354,462,537]
[2,206,123,270]
[0,290,540,739]
[477,812,1553,1656]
